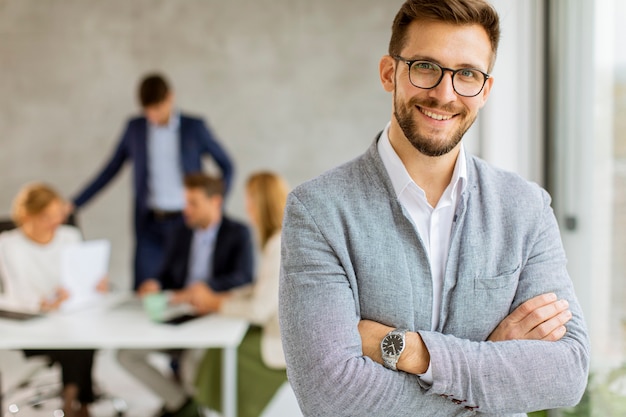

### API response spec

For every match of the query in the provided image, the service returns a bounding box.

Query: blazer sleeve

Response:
[72,123,131,207]
[195,119,234,194]
[280,193,463,416]
[209,222,254,292]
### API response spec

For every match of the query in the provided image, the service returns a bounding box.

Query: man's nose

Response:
[427,71,457,103]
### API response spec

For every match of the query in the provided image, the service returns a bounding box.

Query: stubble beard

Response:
[393,90,477,157]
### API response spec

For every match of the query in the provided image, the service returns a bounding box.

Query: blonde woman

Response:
[0,183,101,417]
[191,171,289,417]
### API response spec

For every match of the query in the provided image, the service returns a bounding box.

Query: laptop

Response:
[0,308,42,321]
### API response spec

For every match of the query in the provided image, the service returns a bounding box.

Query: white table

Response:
[0,293,248,417]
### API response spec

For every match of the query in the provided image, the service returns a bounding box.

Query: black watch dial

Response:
[382,333,404,355]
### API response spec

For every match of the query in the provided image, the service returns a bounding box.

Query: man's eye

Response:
[414,62,436,71]
[458,69,478,79]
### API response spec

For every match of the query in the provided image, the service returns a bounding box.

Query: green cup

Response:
[142,293,169,322]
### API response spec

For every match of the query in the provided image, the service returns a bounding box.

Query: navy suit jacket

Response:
[156,216,254,292]
[72,114,234,232]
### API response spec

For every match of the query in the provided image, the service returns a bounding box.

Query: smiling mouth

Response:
[418,106,454,121]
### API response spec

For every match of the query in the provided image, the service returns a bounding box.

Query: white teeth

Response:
[421,108,453,121]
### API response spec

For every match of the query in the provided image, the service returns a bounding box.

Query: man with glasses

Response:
[279,1,589,416]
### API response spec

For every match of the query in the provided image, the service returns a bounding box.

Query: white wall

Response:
[0,0,540,290]
[0,0,401,289]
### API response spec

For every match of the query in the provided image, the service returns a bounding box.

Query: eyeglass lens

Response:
[409,61,486,97]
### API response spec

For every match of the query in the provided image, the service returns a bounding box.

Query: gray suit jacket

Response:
[279,138,589,416]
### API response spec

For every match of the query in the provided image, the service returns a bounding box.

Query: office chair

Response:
[0,350,57,414]
[0,214,128,416]
[1,350,128,416]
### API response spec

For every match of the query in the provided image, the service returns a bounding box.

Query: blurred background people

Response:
[116,173,254,417]
[0,183,104,417]
[71,73,234,290]
[191,171,289,417]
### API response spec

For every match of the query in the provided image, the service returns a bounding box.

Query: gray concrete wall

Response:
[0,0,401,289]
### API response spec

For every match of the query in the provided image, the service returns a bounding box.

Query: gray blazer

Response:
[279,138,589,417]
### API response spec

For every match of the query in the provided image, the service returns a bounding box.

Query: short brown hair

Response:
[184,173,225,198]
[11,183,63,226]
[246,171,289,248]
[138,73,170,107]
[389,0,500,71]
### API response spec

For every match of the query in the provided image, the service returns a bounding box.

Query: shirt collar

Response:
[148,110,180,131]
[377,122,467,199]
[194,220,220,243]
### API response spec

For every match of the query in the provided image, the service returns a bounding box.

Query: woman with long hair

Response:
[191,171,289,417]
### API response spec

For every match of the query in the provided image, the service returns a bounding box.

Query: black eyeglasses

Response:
[393,56,490,97]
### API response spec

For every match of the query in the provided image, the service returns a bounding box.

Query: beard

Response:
[393,90,477,157]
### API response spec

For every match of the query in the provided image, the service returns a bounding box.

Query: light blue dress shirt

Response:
[147,112,185,211]
[186,222,220,286]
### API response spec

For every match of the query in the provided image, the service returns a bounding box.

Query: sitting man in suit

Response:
[117,173,253,417]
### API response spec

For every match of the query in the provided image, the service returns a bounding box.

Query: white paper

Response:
[60,239,110,312]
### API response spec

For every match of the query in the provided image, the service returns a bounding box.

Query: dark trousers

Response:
[133,211,184,290]
[23,349,96,404]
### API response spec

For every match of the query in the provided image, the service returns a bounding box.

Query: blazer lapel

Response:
[178,115,192,174]
[135,119,149,213]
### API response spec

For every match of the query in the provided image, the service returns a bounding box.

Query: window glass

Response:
[612,0,626,362]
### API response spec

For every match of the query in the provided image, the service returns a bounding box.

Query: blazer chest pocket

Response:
[474,263,521,290]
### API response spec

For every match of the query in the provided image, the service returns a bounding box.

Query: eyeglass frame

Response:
[392,55,491,98]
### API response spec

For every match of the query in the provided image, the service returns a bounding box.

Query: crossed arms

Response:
[359,292,573,375]
[279,191,590,416]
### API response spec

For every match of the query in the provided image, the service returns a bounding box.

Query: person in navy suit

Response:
[71,74,234,289]
[139,173,254,297]
[117,173,253,417]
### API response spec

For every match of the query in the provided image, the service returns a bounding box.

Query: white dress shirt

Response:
[186,222,219,286]
[147,111,185,211]
[377,122,467,382]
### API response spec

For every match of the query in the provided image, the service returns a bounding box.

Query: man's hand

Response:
[137,279,161,297]
[169,282,214,311]
[488,293,572,342]
[358,320,430,375]
[96,275,109,293]
[186,282,226,315]
[40,287,70,312]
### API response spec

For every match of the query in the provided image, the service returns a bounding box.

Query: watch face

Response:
[382,333,404,356]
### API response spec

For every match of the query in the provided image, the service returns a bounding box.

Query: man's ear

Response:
[379,55,396,93]
[477,76,494,108]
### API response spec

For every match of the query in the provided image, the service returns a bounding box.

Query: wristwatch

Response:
[381,328,407,371]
